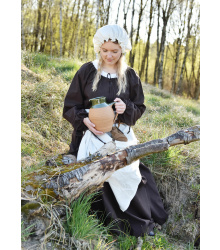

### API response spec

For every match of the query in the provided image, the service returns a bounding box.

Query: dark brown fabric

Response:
[91,162,168,237]
[63,62,146,156]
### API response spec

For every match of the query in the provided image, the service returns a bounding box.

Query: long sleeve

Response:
[63,70,88,132]
[118,68,146,126]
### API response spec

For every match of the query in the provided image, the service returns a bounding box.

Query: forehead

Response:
[101,41,121,50]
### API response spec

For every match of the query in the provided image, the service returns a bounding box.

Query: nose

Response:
[106,52,113,58]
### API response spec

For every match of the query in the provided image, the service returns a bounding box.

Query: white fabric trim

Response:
[77,123,141,212]
[92,60,117,78]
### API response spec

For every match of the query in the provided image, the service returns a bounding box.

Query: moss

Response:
[21,202,41,215]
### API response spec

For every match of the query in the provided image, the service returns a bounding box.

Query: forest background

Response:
[3,0,220,248]
[21,0,200,98]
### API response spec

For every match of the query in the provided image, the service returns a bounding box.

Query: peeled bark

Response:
[22,125,200,204]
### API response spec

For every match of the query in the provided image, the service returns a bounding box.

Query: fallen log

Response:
[21,125,200,204]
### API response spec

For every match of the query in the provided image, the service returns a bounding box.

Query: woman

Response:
[63,24,168,237]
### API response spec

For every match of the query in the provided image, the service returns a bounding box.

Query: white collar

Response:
[92,60,117,78]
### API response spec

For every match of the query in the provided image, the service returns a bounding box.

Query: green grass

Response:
[21,221,35,242]
[21,51,200,249]
[64,192,113,248]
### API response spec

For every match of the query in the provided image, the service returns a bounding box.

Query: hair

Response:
[92,40,128,95]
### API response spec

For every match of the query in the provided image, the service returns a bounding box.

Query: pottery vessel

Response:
[89,97,116,132]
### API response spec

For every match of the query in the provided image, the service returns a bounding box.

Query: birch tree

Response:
[115,0,122,24]
[157,0,175,89]
[21,1,26,50]
[129,0,136,66]
[34,0,44,52]
[59,0,63,57]
[176,0,194,94]
[123,0,132,33]
[153,0,161,86]
[171,0,188,93]
[139,0,154,82]
[129,0,147,68]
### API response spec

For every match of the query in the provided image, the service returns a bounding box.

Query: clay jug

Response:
[89,97,116,132]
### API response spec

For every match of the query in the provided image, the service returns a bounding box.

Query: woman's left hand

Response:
[114,98,126,114]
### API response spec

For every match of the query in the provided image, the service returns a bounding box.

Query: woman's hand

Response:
[114,98,126,114]
[83,117,104,135]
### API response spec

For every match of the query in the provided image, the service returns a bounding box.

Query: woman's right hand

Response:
[83,117,104,135]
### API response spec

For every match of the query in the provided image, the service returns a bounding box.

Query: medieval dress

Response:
[63,61,168,237]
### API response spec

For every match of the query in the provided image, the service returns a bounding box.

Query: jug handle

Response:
[113,113,118,123]
[109,101,116,106]
[109,102,118,123]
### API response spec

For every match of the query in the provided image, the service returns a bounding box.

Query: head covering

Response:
[93,24,132,54]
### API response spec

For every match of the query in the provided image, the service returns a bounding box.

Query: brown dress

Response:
[63,62,168,236]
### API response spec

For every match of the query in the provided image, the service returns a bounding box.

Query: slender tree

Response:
[153,0,161,86]
[158,0,175,89]
[171,0,188,93]
[59,0,63,57]
[34,0,44,52]
[194,61,200,100]
[21,1,26,50]
[123,0,132,33]
[129,0,147,68]
[115,0,122,23]
[129,0,136,66]
[139,0,154,82]
[176,0,194,94]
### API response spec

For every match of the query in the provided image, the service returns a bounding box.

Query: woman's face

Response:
[100,40,122,66]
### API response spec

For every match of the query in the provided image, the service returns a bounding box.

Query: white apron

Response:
[77,123,141,212]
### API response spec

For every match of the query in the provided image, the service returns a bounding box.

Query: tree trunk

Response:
[22,125,200,203]
[176,0,194,95]
[82,0,89,61]
[158,0,174,89]
[153,0,161,86]
[68,0,80,56]
[105,0,111,25]
[21,2,26,50]
[144,0,154,84]
[34,0,43,52]
[96,0,100,30]
[39,11,47,52]
[129,0,135,67]
[130,0,147,68]
[194,61,200,100]
[123,0,132,34]
[171,0,188,93]
[115,0,122,23]
[49,2,53,57]
[59,0,63,57]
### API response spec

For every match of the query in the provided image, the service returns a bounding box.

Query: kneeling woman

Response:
[63,24,168,237]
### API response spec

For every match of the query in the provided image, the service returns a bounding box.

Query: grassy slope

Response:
[21,52,200,249]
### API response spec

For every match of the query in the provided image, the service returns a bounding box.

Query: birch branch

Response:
[21,125,200,203]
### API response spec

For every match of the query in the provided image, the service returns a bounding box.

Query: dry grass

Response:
[21,52,200,249]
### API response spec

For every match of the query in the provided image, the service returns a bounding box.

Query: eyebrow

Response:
[102,48,119,51]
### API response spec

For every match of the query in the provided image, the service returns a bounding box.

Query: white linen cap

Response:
[93,24,132,53]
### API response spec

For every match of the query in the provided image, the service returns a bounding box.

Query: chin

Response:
[105,60,116,65]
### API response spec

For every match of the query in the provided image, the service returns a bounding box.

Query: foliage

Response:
[21,0,200,97]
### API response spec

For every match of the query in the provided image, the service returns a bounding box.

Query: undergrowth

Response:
[21,51,200,249]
